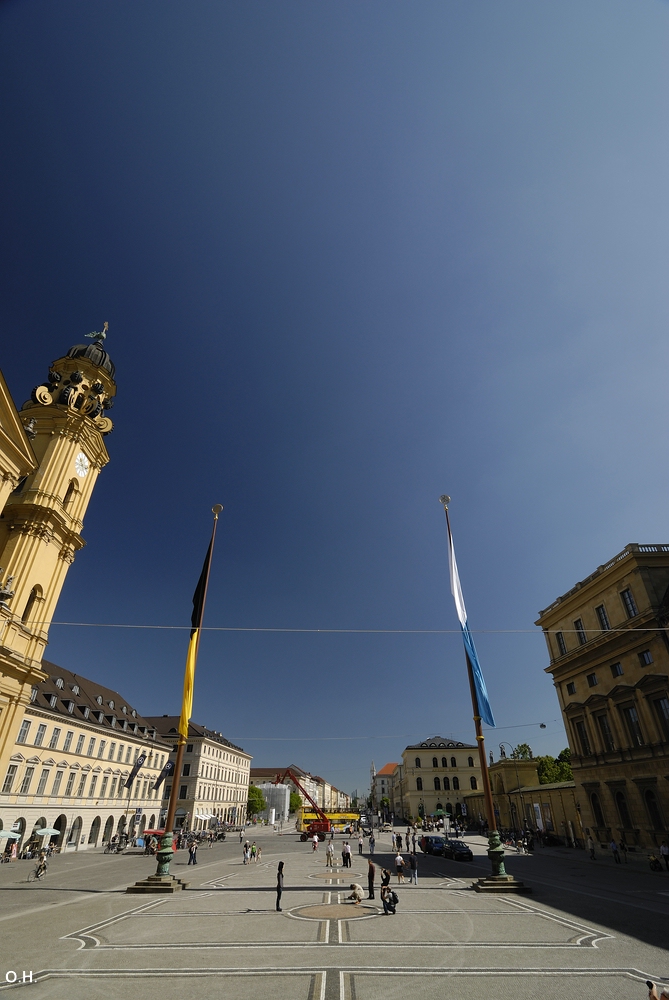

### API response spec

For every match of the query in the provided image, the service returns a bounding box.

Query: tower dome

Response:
[66,342,115,378]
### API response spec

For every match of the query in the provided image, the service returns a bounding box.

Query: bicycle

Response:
[27,862,48,882]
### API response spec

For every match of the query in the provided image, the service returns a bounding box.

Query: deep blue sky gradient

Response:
[1,1,668,796]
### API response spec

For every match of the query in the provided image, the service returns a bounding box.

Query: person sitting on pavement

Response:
[347,883,364,904]
[648,983,669,999]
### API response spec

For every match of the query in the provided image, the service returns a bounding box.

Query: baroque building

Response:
[145,716,252,831]
[537,543,669,849]
[0,331,115,784]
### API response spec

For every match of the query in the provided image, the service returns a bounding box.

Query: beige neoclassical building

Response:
[537,543,669,848]
[392,736,483,823]
[1,663,171,851]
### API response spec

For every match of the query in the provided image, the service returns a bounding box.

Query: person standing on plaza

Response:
[367,859,376,899]
[188,841,198,865]
[394,852,405,883]
[587,835,596,860]
[409,852,418,885]
[380,867,391,890]
[609,838,621,864]
[276,861,284,911]
[369,832,375,856]
[326,841,335,867]
[257,844,262,862]
[251,841,257,862]
[411,832,416,853]
[358,834,364,855]
[660,841,669,871]
[344,841,352,867]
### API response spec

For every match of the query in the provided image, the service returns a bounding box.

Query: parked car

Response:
[419,835,446,855]
[442,840,473,861]
[381,823,393,832]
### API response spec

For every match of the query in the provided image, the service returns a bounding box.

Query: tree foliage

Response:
[510,743,533,759]
[247,785,267,816]
[535,748,573,784]
[289,792,302,814]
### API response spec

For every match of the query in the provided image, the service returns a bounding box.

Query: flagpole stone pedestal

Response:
[126,874,190,894]
[473,874,531,894]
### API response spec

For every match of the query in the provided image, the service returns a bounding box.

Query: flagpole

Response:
[147,504,223,888]
[439,496,525,891]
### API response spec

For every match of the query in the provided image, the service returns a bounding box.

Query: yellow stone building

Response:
[536,543,669,849]
[392,736,483,823]
[463,758,583,846]
[0,332,115,788]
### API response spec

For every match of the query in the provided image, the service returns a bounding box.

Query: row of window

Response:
[572,696,669,756]
[565,650,653,696]
[415,776,477,791]
[16,721,165,768]
[590,786,664,832]
[1,765,161,800]
[414,756,475,769]
[554,588,639,657]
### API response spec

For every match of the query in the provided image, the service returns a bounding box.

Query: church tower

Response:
[0,328,116,761]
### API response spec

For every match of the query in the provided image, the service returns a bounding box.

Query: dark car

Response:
[419,835,446,855]
[442,839,473,861]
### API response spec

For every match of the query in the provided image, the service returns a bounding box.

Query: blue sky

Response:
[1,1,668,798]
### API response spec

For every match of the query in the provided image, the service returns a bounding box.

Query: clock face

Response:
[75,452,90,478]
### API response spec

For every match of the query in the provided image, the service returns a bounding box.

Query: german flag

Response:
[178,534,215,740]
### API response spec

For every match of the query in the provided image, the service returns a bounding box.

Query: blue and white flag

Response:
[446,519,496,727]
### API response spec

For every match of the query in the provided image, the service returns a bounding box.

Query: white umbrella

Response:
[34,828,60,837]
[0,831,19,839]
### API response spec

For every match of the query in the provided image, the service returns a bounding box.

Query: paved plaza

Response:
[0,828,668,999]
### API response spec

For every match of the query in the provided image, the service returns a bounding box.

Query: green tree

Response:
[510,743,533,759]
[289,792,302,814]
[247,785,267,817]
[535,749,573,784]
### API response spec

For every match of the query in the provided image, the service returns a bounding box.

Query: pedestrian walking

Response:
[326,842,335,867]
[587,835,596,860]
[609,838,621,864]
[619,839,628,863]
[188,841,198,865]
[347,883,364,904]
[367,859,376,899]
[251,841,257,862]
[409,852,418,885]
[394,852,405,883]
[358,835,364,855]
[405,834,411,852]
[660,841,669,872]
[257,845,262,862]
[276,861,284,911]
[381,885,398,915]
[312,834,319,852]
[343,841,352,867]
[369,833,375,856]
[411,833,416,852]
[239,829,244,843]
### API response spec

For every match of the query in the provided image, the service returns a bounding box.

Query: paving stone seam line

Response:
[72,941,619,950]
[0,965,658,987]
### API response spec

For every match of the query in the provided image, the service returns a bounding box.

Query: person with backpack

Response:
[381,884,398,915]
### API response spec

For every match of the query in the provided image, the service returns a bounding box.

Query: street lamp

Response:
[499,742,525,835]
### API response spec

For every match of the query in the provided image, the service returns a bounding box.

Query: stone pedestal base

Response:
[126,875,190,894]
[473,874,531,894]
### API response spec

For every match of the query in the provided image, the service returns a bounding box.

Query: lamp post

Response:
[499,742,525,835]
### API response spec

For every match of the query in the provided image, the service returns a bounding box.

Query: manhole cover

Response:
[291,903,379,920]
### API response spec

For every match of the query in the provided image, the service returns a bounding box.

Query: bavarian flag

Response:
[178,539,214,739]
[445,516,496,728]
